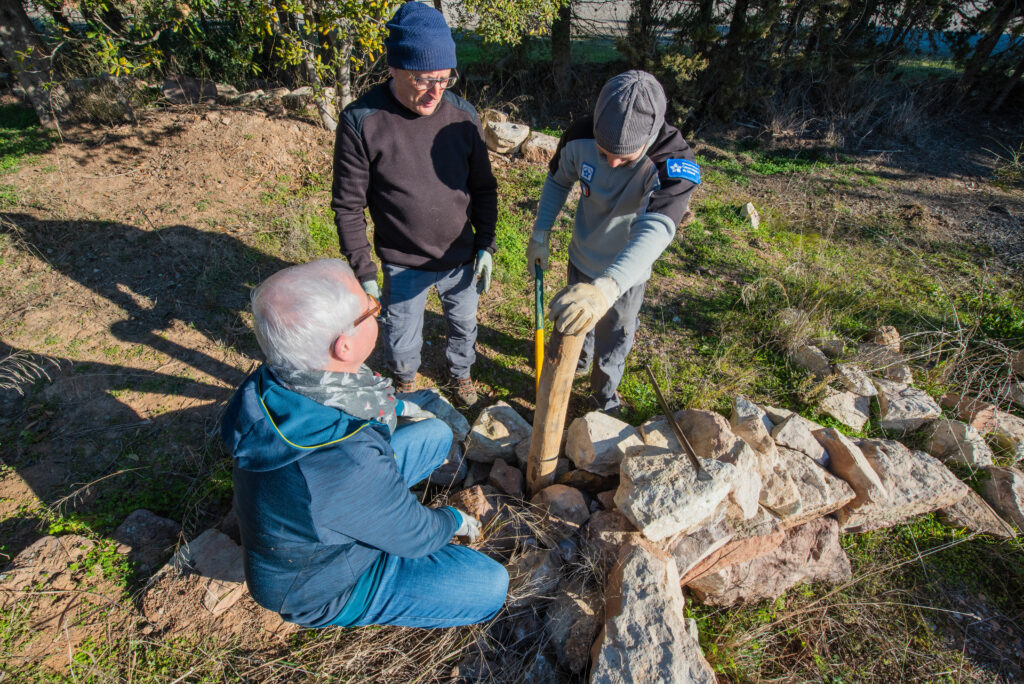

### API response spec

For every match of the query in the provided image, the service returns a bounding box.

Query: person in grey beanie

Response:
[331,1,497,406]
[527,71,700,415]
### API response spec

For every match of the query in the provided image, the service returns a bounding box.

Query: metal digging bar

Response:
[644,364,714,482]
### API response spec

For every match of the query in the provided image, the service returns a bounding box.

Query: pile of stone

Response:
[5,323,1021,681]
[480,110,560,164]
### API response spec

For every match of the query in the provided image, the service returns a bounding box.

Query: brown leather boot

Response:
[452,376,478,407]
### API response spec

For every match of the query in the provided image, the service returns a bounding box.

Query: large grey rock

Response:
[939,487,1017,539]
[464,401,532,463]
[520,131,560,164]
[281,86,313,110]
[926,419,994,468]
[172,529,247,615]
[161,75,215,104]
[873,378,941,432]
[215,83,240,103]
[565,411,643,476]
[834,362,877,397]
[774,447,855,528]
[234,90,264,106]
[590,544,715,684]
[772,414,828,466]
[484,121,530,154]
[399,388,471,442]
[614,445,735,541]
[838,439,968,532]
[507,548,562,605]
[687,517,851,607]
[544,587,602,673]
[813,428,887,513]
[982,466,1024,530]
[818,389,871,432]
[112,509,181,575]
[642,409,761,519]
[679,507,786,586]
[789,343,832,379]
[855,342,912,384]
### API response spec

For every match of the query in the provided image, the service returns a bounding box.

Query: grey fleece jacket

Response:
[533,117,698,292]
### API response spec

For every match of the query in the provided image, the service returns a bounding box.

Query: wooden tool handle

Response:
[526,332,587,494]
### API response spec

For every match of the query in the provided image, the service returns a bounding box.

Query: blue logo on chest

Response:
[667,158,701,184]
[581,163,595,183]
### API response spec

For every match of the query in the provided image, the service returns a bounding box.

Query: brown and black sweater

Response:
[330,82,498,282]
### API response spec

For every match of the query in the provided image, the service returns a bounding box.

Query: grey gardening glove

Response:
[548,277,621,336]
[474,250,492,294]
[452,508,482,542]
[526,229,550,274]
[361,279,381,300]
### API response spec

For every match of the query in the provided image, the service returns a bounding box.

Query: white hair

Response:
[251,259,363,371]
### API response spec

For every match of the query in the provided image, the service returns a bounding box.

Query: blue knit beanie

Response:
[385,3,457,71]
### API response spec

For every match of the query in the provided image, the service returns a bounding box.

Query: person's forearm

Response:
[602,213,676,292]
[533,175,573,234]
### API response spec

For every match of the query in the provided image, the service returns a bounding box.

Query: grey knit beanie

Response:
[385,2,456,71]
[593,70,667,155]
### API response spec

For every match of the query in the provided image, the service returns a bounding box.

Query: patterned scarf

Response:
[270,364,398,433]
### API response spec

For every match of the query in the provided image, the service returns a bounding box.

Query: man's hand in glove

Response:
[451,508,483,542]
[525,230,550,274]
[474,250,492,294]
[361,279,381,300]
[548,277,620,336]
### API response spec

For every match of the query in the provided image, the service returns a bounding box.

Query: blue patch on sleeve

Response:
[666,158,700,184]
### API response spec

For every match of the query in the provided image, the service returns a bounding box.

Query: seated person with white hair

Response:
[221,258,508,629]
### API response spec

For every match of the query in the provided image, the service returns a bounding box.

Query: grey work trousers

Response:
[381,262,478,383]
[552,261,647,411]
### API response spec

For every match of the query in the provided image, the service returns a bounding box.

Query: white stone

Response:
[838,439,968,532]
[812,428,887,513]
[520,131,560,164]
[834,363,876,396]
[926,419,994,468]
[772,414,828,466]
[484,121,530,154]
[281,86,314,110]
[566,411,643,476]
[742,202,760,230]
[614,445,735,542]
[730,396,776,457]
[590,544,716,684]
[873,378,941,432]
[818,389,871,431]
[464,401,532,463]
[774,447,855,528]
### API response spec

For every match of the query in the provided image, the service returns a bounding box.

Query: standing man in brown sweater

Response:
[331,2,497,406]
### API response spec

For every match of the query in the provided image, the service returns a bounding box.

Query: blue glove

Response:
[474,250,492,294]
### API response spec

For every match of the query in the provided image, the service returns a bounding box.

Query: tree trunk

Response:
[0,0,69,128]
[990,53,1024,111]
[551,1,571,92]
[337,30,354,109]
[958,0,1018,97]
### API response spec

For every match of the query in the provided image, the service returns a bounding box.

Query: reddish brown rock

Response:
[531,484,590,526]
[488,458,524,497]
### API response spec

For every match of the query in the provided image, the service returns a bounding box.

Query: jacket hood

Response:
[222,365,380,472]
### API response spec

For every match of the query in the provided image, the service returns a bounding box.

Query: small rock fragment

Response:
[873,378,941,432]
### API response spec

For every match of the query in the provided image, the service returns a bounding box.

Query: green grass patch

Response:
[0,103,56,174]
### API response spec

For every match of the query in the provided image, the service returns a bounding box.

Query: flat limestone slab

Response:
[590,544,716,684]
[839,439,968,533]
[614,446,735,542]
[774,446,855,529]
[687,517,851,607]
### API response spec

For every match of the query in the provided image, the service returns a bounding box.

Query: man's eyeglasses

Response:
[410,70,458,91]
[353,294,380,328]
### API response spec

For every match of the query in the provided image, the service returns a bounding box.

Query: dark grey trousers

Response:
[552,261,647,411]
[381,262,478,383]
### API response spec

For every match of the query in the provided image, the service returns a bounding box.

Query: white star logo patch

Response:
[669,162,683,175]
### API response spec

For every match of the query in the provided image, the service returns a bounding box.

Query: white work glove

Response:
[548,277,621,336]
[452,508,482,542]
[526,230,550,274]
[361,279,381,300]
[474,250,492,294]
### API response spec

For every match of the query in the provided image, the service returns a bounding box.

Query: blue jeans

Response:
[331,418,509,628]
[381,262,479,383]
